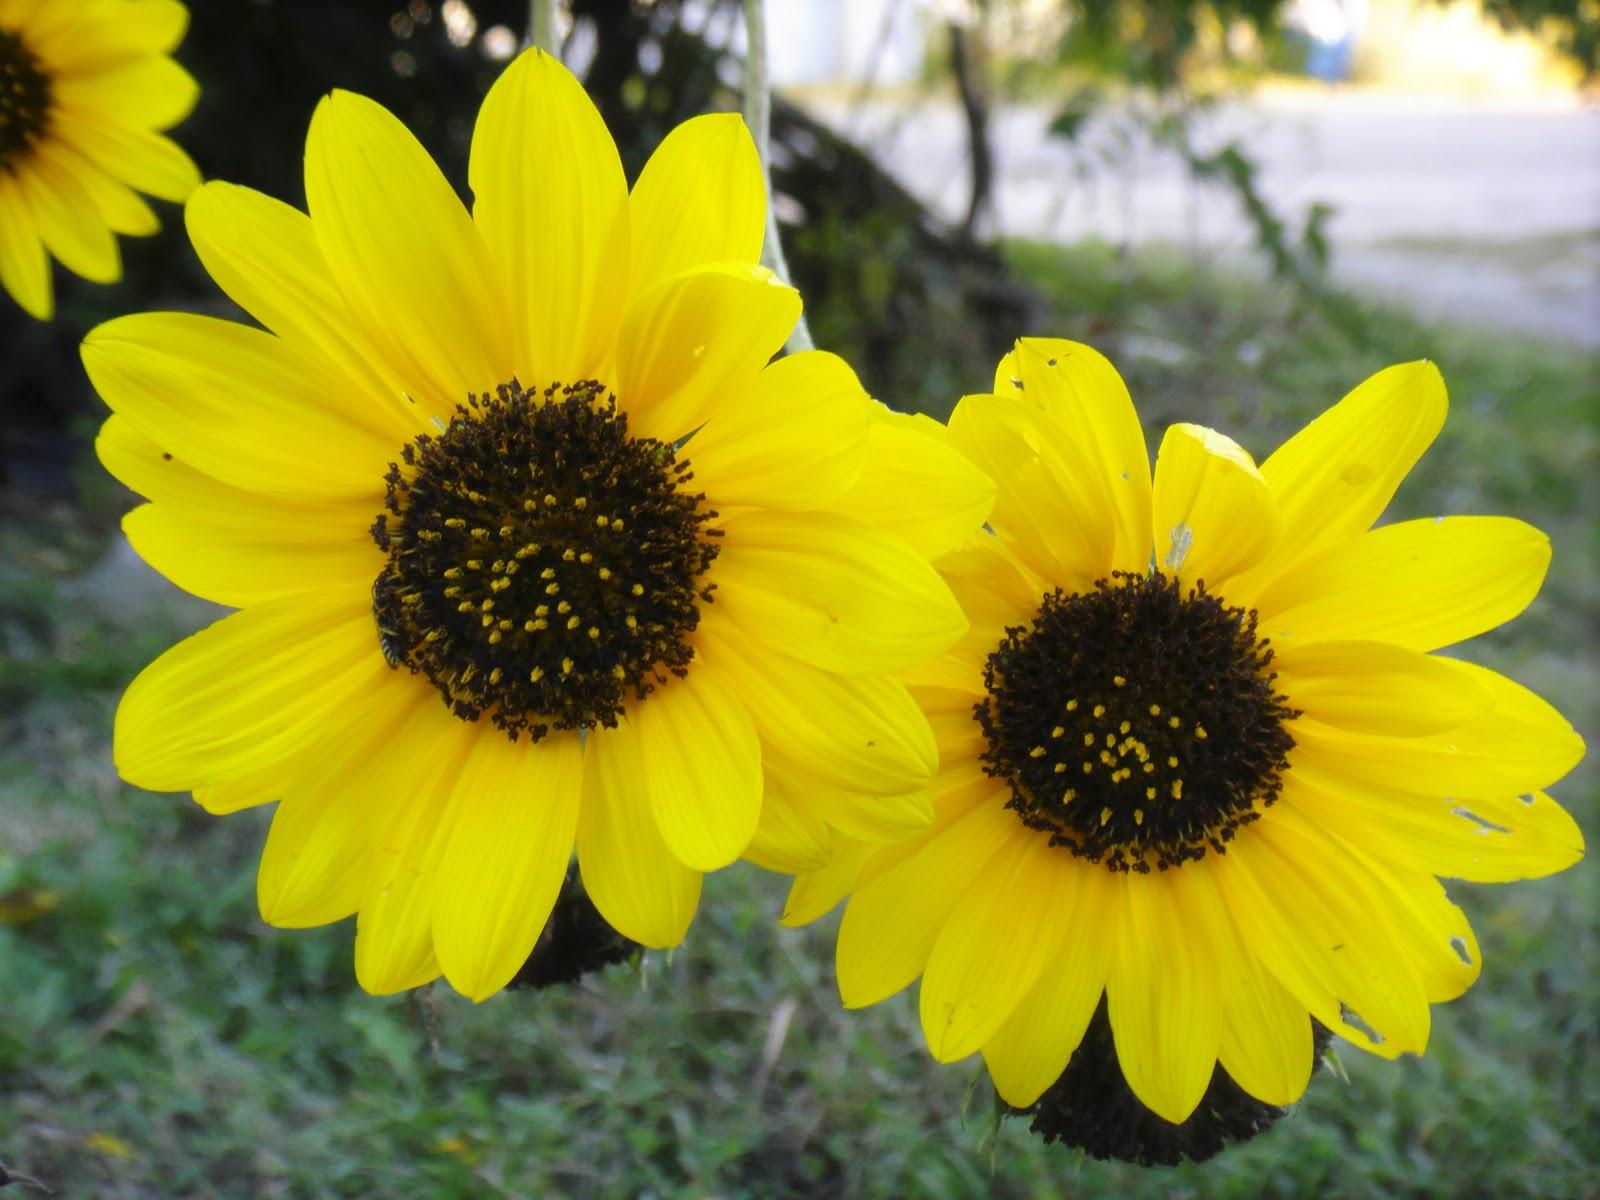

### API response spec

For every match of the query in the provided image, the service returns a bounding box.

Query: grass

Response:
[2,244,1596,1198]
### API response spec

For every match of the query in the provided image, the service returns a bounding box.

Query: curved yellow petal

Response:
[1231,361,1446,600]
[469,48,627,384]
[687,350,870,510]
[1106,868,1223,1124]
[306,90,510,410]
[948,393,1116,588]
[701,616,936,795]
[996,338,1152,574]
[826,410,996,562]
[616,262,800,444]
[1283,765,1584,884]
[780,836,875,927]
[48,111,198,202]
[745,763,836,874]
[82,312,398,499]
[433,731,583,1002]
[54,55,198,129]
[1151,422,1278,591]
[35,139,158,236]
[257,677,432,928]
[578,717,703,948]
[121,501,377,608]
[628,112,764,295]
[114,591,388,792]
[632,659,762,872]
[1217,812,1430,1059]
[0,178,53,318]
[980,862,1117,1107]
[921,828,1071,1063]
[1255,516,1551,652]
[835,796,1018,1007]
[184,181,421,436]
[353,698,482,995]
[1274,640,1493,737]
[15,157,120,283]
[713,509,966,675]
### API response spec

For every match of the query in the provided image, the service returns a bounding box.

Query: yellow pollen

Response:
[487,631,502,645]
[1051,726,1065,738]
[1113,675,1126,687]
[444,517,465,529]
[1134,809,1145,825]
[544,583,560,596]
[536,604,550,617]
[497,619,513,631]
[597,567,612,581]
[1168,756,1179,768]
[442,567,462,579]
[1062,789,1076,804]
[443,586,462,599]
[1196,725,1209,740]
[624,615,638,630]
[579,552,593,564]
[470,527,489,540]
[522,498,537,512]
[1029,746,1046,759]
[631,584,645,596]
[530,666,545,682]
[1171,779,1184,799]
[1093,704,1106,718]
[456,600,473,613]
[1082,762,1093,774]
[1143,762,1156,774]
[556,601,571,614]
[480,599,494,612]
[562,548,576,562]
[595,514,609,528]
[573,497,588,509]
[1149,703,1162,716]
[1100,807,1113,826]
[1146,787,1156,801]
[480,614,493,628]
[1168,715,1181,728]
[1083,733,1095,747]
[1065,699,1079,712]
[1054,763,1068,774]
[466,559,482,571]
[610,518,625,531]
[540,567,557,580]
[566,615,581,630]
[415,529,441,541]
[561,657,574,676]
[498,525,514,538]
[543,494,557,507]
[523,620,539,633]
[587,627,601,640]
[1119,721,1131,735]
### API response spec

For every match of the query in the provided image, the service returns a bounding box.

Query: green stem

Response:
[742,0,814,352]
[528,0,559,55]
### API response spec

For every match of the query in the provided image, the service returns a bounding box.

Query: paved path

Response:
[807,91,1600,345]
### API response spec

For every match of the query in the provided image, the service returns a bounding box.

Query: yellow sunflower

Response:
[0,0,199,318]
[83,50,992,1002]
[788,338,1585,1128]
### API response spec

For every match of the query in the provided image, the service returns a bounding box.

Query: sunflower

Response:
[0,0,199,318]
[84,50,993,1003]
[787,339,1585,1135]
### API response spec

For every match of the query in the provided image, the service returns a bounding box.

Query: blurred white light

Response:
[441,0,477,47]
[481,24,518,60]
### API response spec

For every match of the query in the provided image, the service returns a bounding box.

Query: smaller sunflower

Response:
[786,340,1585,1156]
[0,0,199,318]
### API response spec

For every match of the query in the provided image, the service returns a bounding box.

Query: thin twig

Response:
[742,0,814,352]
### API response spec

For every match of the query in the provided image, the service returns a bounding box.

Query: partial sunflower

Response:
[0,0,199,318]
[786,339,1585,1149]
[84,50,991,1003]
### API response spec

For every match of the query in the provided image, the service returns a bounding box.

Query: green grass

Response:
[2,246,1596,1198]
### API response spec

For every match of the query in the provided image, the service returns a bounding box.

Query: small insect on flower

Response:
[84,49,993,1004]
[783,339,1585,1163]
[0,0,200,318]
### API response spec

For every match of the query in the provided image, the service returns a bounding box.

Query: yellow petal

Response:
[903,537,1040,693]
[921,829,1071,1063]
[1283,765,1584,884]
[1151,422,1277,590]
[14,156,120,283]
[55,56,199,129]
[578,717,703,948]
[433,731,583,1002]
[687,350,869,510]
[1217,812,1430,1059]
[947,393,1116,588]
[1205,869,1314,1106]
[835,796,1019,1008]
[82,313,398,500]
[979,863,1117,1106]
[632,660,762,872]
[0,178,52,319]
[1255,516,1550,652]
[826,410,996,562]
[616,262,799,443]
[744,763,836,874]
[48,112,198,202]
[1230,361,1446,600]
[1336,848,1481,1004]
[713,509,966,675]
[35,139,158,236]
[1289,661,1582,798]
[469,49,626,383]
[353,699,482,995]
[305,90,510,410]
[700,615,937,794]
[183,182,420,436]
[1106,869,1223,1123]
[257,677,431,928]
[628,112,764,295]
[780,837,875,926]
[115,592,388,792]
[996,338,1152,574]
[121,501,377,608]
[800,777,933,844]
[1274,640,1493,737]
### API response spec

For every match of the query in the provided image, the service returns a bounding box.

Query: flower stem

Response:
[528,0,559,54]
[742,0,814,352]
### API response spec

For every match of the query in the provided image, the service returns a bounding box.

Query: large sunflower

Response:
[788,339,1585,1131]
[84,50,992,1002]
[0,0,199,318]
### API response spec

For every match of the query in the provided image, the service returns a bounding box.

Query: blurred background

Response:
[1,1,1595,1195]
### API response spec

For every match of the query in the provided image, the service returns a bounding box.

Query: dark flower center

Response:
[1008,1000,1333,1166]
[371,380,719,741]
[0,27,51,170]
[977,572,1296,872]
